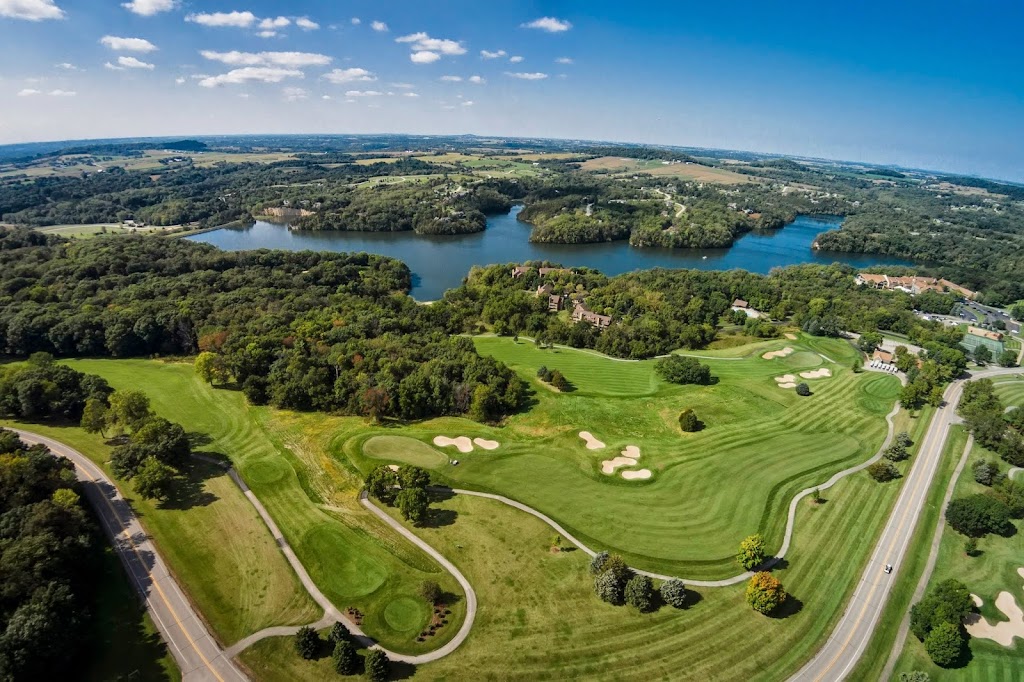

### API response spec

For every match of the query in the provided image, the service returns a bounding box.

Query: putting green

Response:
[363,435,449,469]
[383,597,429,633]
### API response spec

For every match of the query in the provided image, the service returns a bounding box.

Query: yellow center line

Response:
[56,439,229,682]
[812,414,950,681]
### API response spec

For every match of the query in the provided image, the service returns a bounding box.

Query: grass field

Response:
[29,223,185,239]
[993,375,1024,409]
[340,333,901,578]
[892,431,1024,680]
[248,407,933,682]
[578,156,756,184]
[38,359,468,655]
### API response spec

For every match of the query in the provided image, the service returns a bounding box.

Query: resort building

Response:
[854,273,976,299]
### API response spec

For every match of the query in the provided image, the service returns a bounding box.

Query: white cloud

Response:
[296,17,318,30]
[480,49,506,59]
[238,92,250,98]
[100,35,158,52]
[17,88,41,96]
[282,86,307,101]
[186,11,256,28]
[462,100,473,106]
[440,75,462,82]
[0,0,64,20]
[48,88,75,96]
[522,17,572,32]
[350,17,360,25]
[506,71,548,80]
[321,94,330,100]
[198,66,303,87]
[468,75,485,84]
[390,82,414,89]
[370,20,387,32]
[257,30,277,38]
[115,56,155,70]
[410,51,440,64]
[55,62,79,70]
[200,50,331,68]
[344,90,383,97]
[509,55,524,63]
[259,16,289,30]
[402,92,419,97]
[555,57,573,64]
[121,0,175,16]
[322,67,376,83]
[175,76,186,84]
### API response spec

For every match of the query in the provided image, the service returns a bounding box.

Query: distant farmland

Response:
[579,156,757,184]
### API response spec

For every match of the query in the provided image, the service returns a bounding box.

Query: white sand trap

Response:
[622,469,652,480]
[579,431,606,450]
[778,382,797,389]
[473,438,499,450]
[785,333,798,340]
[965,591,1024,647]
[387,464,400,472]
[433,436,474,453]
[601,456,639,474]
[621,445,641,459]
[774,374,797,383]
[800,368,833,379]
[1018,568,1024,580]
[762,346,795,360]
[971,593,984,607]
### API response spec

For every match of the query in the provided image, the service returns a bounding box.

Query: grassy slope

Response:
[891,382,1024,681]
[245,403,931,682]
[342,334,900,578]
[55,359,466,655]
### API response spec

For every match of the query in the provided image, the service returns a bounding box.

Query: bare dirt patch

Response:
[763,347,795,360]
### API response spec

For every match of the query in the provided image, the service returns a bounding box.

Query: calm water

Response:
[190,207,910,300]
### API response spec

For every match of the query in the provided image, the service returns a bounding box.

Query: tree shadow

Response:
[769,594,804,619]
[761,556,789,571]
[422,508,458,528]
[427,487,456,502]
[186,431,214,448]
[157,459,222,510]
[438,590,462,607]
[389,660,418,680]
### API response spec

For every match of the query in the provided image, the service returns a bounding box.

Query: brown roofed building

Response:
[548,294,565,312]
[511,266,530,278]
[967,326,1003,342]
[571,301,612,329]
[873,349,895,363]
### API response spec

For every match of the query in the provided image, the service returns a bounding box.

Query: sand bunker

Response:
[621,445,640,459]
[785,333,798,340]
[762,347,795,360]
[778,383,797,389]
[800,368,833,379]
[965,590,1024,647]
[473,438,499,450]
[774,374,798,389]
[579,431,606,450]
[433,436,474,453]
[971,594,984,607]
[622,469,652,480]
[601,456,639,474]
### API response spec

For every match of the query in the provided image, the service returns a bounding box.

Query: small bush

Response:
[795,382,811,396]
[624,575,654,611]
[745,571,787,614]
[924,622,965,667]
[867,460,900,482]
[660,579,688,608]
[328,621,350,644]
[332,640,358,675]
[294,625,320,660]
[365,649,390,682]
[885,443,909,462]
[678,409,702,432]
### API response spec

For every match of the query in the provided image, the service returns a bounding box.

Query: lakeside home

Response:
[854,273,976,299]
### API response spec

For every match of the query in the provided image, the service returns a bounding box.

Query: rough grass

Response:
[577,156,756,183]
[54,359,467,655]
[892,437,1024,680]
[342,334,900,578]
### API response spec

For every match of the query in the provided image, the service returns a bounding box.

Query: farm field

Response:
[341,333,902,578]
[249,409,932,682]
[578,156,756,183]
[892,433,1024,679]
[47,359,467,655]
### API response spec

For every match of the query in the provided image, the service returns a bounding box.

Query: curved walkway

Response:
[11,430,247,682]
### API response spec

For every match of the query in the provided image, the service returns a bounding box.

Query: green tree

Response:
[107,389,152,433]
[745,571,787,614]
[998,350,1017,367]
[396,487,430,524]
[364,648,390,682]
[133,456,177,501]
[549,369,571,391]
[365,466,399,504]
[398,465,430,490]
[910,579,974,641]
[420,580,442,605]
[536,365,552,382]
[868,460,900,482]
[678,409,702,432]
[624,575,654,611]
[885,442,909,462]
[195,351,230,385]
[971,459,1001,486]
[294,625,320,660]
[857,331,883,353]
[737,534,766,570]
[963,537,978,556]
[80,397,109,437]
[589,551,609,575]
[660,579,688,608]
[973,344,992,365]
[946,494,1011,537]
[594,569,626,605]
[897,672,930,682]
[51,488,80,510]
[328,621,350,644]
[923,621,964,667]
[332,639,358,675]
[654,355,712,385]
[795,382,811,396]
[895,431,913,448]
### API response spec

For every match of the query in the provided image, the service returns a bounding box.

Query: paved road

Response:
[12,429,248,682]
[789,366,1024,682]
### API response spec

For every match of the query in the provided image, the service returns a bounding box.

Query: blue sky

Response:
[2,0,1023,181]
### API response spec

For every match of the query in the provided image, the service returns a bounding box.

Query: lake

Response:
[189,207,910,300]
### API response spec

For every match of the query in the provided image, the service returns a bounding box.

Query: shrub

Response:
[895,431,913,448]
[655,355,712,385]
[898,672,931,682]
[395,487,430,524]
[745,571,787,614]
[795,382,811,396]
[737,534,766,570]
[909,579,973,641]
[678,409,702,432]
[885,443,909,462]
[971,459,1001,486]
[660,579,688,608]
[536,365,552,382]
[594,570,626,605]
[294,625,320,660]
[923,622,965,667]
[328,621,350,644]
[549,370,571,392]
[989,479,1024,518]
[964,537,979,556]
[624,575,654,611]
[946,494,1012,537]
[365,466,400,504]
[365,649,390,682]
[332,640,358,675]
[589,551,609,575]
[867,460,900,482]
[420,580,442,605]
